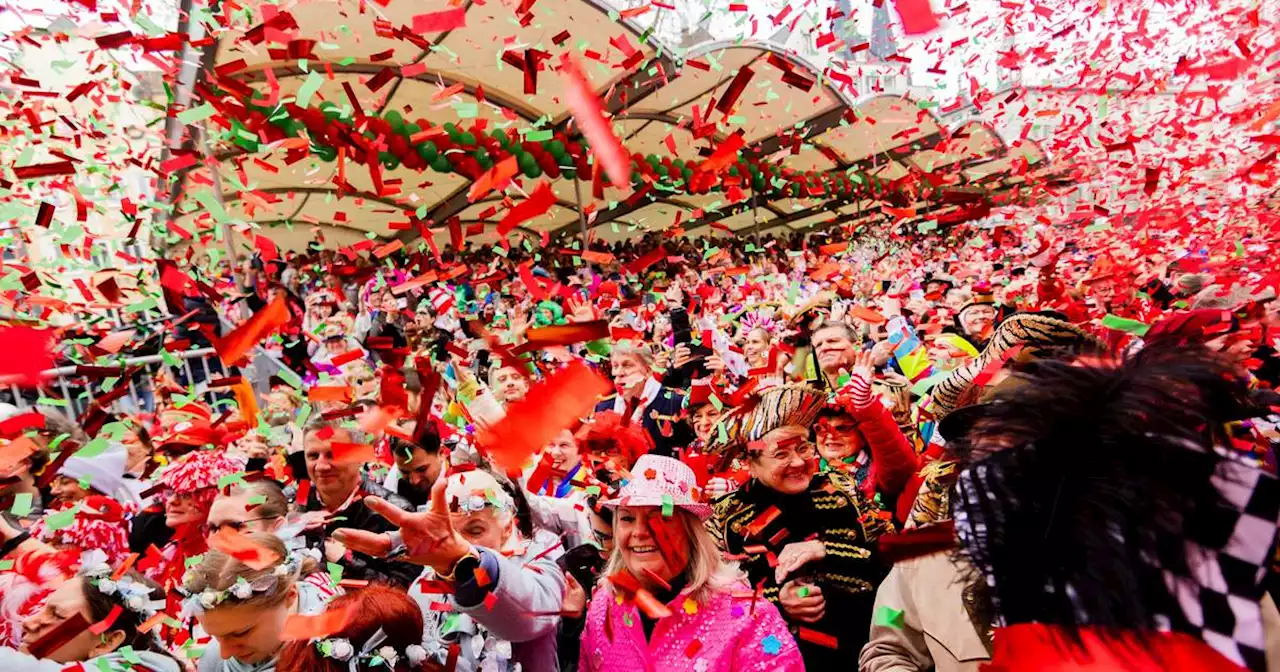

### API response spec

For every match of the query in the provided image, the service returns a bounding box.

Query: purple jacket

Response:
[579,579,804,672]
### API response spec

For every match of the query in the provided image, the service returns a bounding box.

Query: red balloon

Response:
[388,133,409,158]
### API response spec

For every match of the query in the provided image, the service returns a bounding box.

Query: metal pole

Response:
[197,125,239,269]
[573,176,589,246]
[752,192,761,239]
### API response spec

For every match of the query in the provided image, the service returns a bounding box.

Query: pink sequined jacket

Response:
[579,579,805,672]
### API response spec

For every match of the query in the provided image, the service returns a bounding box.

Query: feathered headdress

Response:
[948,344,1278,670]
[705,384,826,457]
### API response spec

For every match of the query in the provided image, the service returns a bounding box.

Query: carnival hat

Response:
[706,384,826,457]
[602,454,711,520]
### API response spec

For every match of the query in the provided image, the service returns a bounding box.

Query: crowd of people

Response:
[1,220,1278,672]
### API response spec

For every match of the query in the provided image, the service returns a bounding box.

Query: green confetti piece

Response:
[218,471,247,489]
[177,103,215,125]
[44,507,77,531]
[0,560,12,571]
[10,492,33,517]
[836,372,850,388]
[1100,314,1150,336]
[327,561,344,587]
[797,585,810,598]
[709,394,723,411]
[661,494,674,517]
[716,421,728,444]
[525,129,553,142]
[193,189,229,223]
[874,605,905,629]
[76,436,110,459]
[296,70,324,107]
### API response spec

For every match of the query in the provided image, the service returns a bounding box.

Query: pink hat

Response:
[603,455,712,520]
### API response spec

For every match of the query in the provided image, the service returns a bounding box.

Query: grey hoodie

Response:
[0,646,182,672]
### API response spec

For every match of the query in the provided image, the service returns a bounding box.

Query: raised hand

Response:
[332,477,473,575]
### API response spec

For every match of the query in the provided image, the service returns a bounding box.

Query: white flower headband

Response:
[82,559,164,621]
[318,628,428,671]
[178,550,306,618]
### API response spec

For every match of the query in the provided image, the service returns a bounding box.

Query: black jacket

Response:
[290,475,421,588]
[594,385,694,457]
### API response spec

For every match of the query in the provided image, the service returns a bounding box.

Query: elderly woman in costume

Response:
[579,454,803,671]
[707,384,892,670]
[333,466,566,672]
[182,532,332,671]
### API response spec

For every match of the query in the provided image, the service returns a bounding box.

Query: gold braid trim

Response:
[819,572,876,594]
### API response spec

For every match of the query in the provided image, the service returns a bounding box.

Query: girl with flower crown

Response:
[180,531,333,672]
[0,561,180,672]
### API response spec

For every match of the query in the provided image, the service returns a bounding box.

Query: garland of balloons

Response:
[222,96,900,203]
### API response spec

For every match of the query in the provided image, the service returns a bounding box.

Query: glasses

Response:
[754,441,817,464]
[202,516,277,536]
[815,422,858,437]
[591,527,613,547]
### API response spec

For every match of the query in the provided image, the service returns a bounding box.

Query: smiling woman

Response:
[581,455,803,672]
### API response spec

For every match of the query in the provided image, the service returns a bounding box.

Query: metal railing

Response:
[2,329,290,423]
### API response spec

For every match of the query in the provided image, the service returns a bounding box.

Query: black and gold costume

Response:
[708,468,892,669]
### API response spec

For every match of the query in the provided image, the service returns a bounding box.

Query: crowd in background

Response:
[1,219,1279,672]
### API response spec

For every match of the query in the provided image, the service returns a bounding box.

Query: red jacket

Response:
[984,624,1247,672]
[853,400,920,521]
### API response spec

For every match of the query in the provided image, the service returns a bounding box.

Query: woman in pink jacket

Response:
[580,455,803,672]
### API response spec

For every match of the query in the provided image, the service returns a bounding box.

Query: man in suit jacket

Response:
[593,341,694,457]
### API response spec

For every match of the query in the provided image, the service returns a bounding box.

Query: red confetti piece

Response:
[209,528,284,570]
[625,245,666,275]
[701,131,746,174]
[496,181,556,236]
[329,442,377,464]
[12,161,76,180]
[559,54,630,189]
[281,606,352,640]
[26,613,90,659]
[0,327,54,387]
[797,627,839,649]
[468,155,519,202]
[476,360,611,469]
[892,0,939,35]
[89,605,124,635]
[412,7,467,32]
[715,66,755,114]
[209,296,289,367]
[520,320,611,349]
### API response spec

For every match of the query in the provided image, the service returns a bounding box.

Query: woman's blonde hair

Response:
[182,532,314,610]
[603,507,742,604]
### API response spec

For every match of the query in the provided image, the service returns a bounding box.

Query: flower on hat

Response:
[603,455,712,520]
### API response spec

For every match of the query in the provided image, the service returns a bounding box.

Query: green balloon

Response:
[656,165,669,177]
[431,154,452,173]
[645,154,659,167]
[522,162,542,178]
[385,110,404,129]
[547,140,565,156]
[459,132,476,146]
[563,168,577,180]
[314,146,336,162]
[683,167,694,182]
[379,151,399,169]
[419,141,438,161]
[443,122,459,136]
[728,166,739,177]
[404,123,421,136]
[673,158,685,169]
[477,153,493,170]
